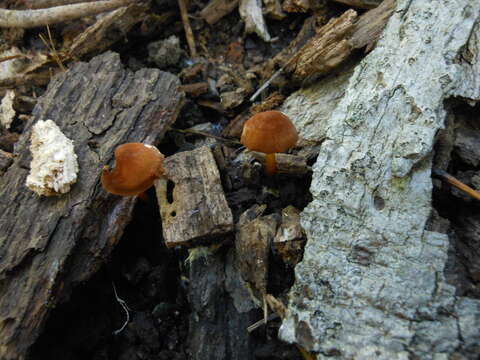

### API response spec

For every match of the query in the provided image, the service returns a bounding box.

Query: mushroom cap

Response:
[101,143,165,196]
[240,111,298,154]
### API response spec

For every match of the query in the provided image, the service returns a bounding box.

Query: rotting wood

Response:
[179,82,209,97]
[249,151,310,175]
[253,0,395,98]
[235,213,280,296]
[200,0,239,25]
[330,0,382,9]
[285,0,395,81]
[0,51,184,360]
[285,9,358,81]
[0,4,146,91]
[155,146,234,248]
[273,206,306,267]
[0,0,132,28]
[350,0,396,51]
[68,3,147,58]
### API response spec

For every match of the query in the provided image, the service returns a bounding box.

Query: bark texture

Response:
[279,0,480,358]
[155,146,234,248]
[0,52,184,360]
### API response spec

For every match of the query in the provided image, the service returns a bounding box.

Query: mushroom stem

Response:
[265,153,276,176]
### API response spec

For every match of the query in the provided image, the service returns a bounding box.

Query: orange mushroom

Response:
[240,110,298,176]
[101,143,165,196]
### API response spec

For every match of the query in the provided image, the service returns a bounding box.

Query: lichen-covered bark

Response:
[0,52,184,360]
[279,1,480,358]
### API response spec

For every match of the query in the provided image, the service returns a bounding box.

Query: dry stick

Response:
[0,54,24,63]
[26,0,100,9]
[433,168,480,201]
[178,0,197,58]
[0,0,132,28]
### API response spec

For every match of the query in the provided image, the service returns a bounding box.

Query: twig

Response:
[25,0,100,9]
[0,54,24,64]
[432,168,480,201]
[0,0,132,28]
[178,0,197,58]
[112,282,131,335]
[39,25,66,71]
[246,313,278,332]
[249,67,284,102]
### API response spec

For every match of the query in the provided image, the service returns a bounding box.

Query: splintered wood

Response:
[279,0,395,82]
[236,213,279,295]
[155,146,234,247]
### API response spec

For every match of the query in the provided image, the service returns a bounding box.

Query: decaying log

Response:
[248,151,310,175]
[330,0,382,9]
[0,52,184,360]
[280,0,480,357]
[188,248,258,360]
[155,146,234,248]
[200,0,239,25]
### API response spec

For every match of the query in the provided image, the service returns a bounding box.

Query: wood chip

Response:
[155,146,234,248]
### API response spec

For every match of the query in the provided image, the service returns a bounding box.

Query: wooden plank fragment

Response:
[0,51,184,360]
[155,146,233,248]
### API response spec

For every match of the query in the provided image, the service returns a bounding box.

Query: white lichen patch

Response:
[0,90,16,129]
[26,120,79,196]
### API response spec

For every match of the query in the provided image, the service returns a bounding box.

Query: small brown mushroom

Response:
[240,110,298,176]
[101,143,165,196]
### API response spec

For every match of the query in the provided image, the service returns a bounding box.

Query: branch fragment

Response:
[0,0,132,28]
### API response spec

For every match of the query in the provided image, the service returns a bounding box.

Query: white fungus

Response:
[26,120,79,196]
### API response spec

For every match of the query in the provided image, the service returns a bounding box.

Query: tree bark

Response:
[279,0,480,358]
[0,52,184,360]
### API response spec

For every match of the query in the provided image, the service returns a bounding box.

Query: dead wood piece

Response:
[350,0,396,51]
[200,0,239,25]
[249,151,310,175]
[0,0,132,28]
[285,9,358,81]
[330,0,382,9]
[0,148,13,174]
[68,3,146,58]
[282,0,310,13]
[235,214,279,295]
[155,146,234,248]
[250,92,285,114]
[274,206,306,266]
[0,51,184,360]
[26,0,100,9]
[179,82,209,97]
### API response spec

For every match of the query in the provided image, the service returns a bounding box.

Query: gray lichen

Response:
[279,1,480,358]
